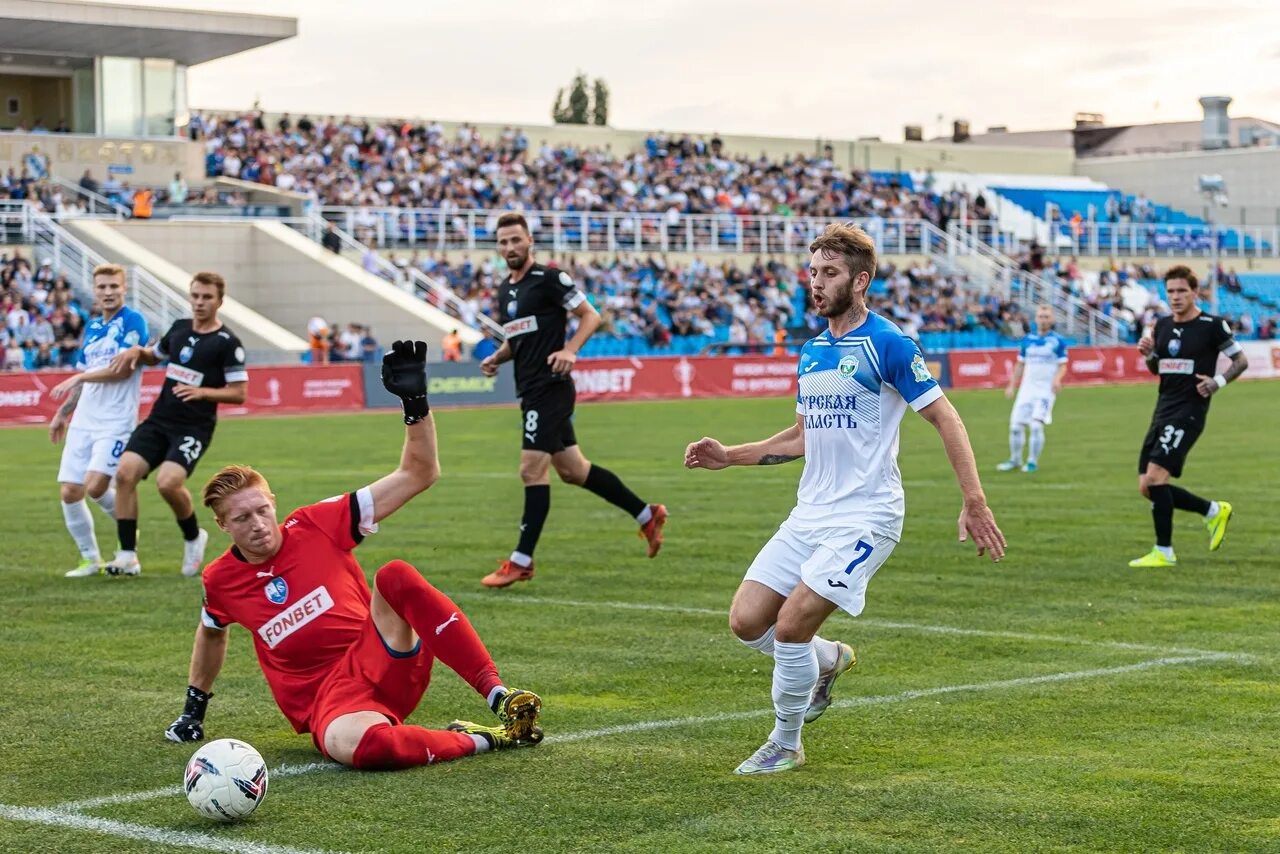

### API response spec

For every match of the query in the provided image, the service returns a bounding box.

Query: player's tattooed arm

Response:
[1223,350,1249,383]
[57,384,81,418]
[758,454,801,465]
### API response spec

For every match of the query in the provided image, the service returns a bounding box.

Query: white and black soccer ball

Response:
[184,738,269,821]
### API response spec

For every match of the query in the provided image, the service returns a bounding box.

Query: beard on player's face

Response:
[816,278,859,318]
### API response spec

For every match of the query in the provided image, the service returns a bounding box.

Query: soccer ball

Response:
[184,738,269,821]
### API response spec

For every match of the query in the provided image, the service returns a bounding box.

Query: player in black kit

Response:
[105,272,248,577]
[478,212,667,587]
[1130,265,1247,568]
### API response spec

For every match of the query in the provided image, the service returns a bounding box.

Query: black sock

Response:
[117,518,138,551]
[581,464,647,518]
[516,485,550,557]
[1148,484,1174,548]
[1167,486,1211,516]
[178,513,200,542]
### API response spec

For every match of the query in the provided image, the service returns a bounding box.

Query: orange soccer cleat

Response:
[481,559,535,588]
[639,504,668,558]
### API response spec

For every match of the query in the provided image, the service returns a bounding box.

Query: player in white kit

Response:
[48,264,149,577]
[997,305,1069,473]
[684,223,1006,775]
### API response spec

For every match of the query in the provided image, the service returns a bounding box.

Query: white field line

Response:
[40,652,1239,820]
[547,653,1239,743]
[57,762,335,813]
[0,803,346,854]
[450,592,1241,659]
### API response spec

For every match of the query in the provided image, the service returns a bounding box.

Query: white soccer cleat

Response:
[734,740,805,775]
[995,460,1020,472]
[182,529,209,577]
[105,550,141,577]
[64,558,102,578]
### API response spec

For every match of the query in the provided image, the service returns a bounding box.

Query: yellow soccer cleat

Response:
[1206,502,1233,552]
[1128,548,1177,568]
[447,720,543,750]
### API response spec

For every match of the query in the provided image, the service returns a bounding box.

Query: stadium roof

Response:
[0,0,296,66]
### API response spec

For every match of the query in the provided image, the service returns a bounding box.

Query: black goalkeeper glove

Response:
[165,685,211,743]
[381,340,429,424]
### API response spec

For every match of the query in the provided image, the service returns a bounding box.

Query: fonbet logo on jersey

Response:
[503,316,538,338]
[257,586,334,649]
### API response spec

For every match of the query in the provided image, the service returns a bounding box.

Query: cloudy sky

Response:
[123,0,1279,141]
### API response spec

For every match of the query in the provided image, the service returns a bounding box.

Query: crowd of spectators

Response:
[187,110,975,230]
[1,251,88,371]
[304,317,381,364]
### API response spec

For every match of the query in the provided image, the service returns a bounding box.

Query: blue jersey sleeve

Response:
[1017,336,1030,360]
[1055,335,1069,361]
[122,310,148,349]
[882,333,943,412]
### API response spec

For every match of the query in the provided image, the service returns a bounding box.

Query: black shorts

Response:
[520,382,577,453]
[1138,409,1205,479]
[125,419,215,476]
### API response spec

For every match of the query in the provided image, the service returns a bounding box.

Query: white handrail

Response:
[305,214,505,338]
[51,177,130,219]
[27,210,190,335]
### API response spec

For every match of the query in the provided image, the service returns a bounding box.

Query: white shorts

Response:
[744,518,897,617]
[57,426,130,485]
[1011,394,1055,427]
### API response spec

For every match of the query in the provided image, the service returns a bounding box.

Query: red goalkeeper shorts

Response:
[309,617,434,755]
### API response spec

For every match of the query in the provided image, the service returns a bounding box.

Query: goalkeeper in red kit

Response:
[163,341,543,769]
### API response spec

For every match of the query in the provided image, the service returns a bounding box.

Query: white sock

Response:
[509,551,532,568]
[1156,545,1175,559]
[468,734,491,753]
[1206,501,1220,518]
[812,636,839,673]
[1009,425,1025,463]
[635,505,653,526]
[486,685,507,710]
[1028,422,1045,463]
[768,640,817,751]
[62,500,99,561]
[740,625,776,657]
[92,488,117,517]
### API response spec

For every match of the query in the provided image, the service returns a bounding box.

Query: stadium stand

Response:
[1,251,88,371]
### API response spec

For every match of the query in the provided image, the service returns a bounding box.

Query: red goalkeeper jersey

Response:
[201,490,379,732]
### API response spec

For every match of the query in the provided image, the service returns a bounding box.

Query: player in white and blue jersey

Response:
[47,264,149,577]
[997,305,1069,473]
[684,224,1005,776]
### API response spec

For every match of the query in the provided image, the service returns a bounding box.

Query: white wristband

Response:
[1212,374,1227,389]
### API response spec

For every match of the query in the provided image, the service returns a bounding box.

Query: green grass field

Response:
[1,382,1278,853]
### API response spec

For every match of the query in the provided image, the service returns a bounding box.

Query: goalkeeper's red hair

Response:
[203,465,274,520]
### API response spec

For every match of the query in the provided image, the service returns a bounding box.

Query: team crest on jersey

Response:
[506,300,517,316]
[911,354,932,382]
[179,346,194,363]
[264,577,288,605]
[838,355,859,377]
[1167,338,1181,356]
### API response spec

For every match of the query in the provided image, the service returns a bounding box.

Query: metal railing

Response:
[1039,220,1278,259]
[317,206,948,257]
[27,210,191,336]
[936,221,1129,345]
[304,214,505,338]
[51,177,130,219]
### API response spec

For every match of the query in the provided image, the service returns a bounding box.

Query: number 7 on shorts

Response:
[843,539,873,575]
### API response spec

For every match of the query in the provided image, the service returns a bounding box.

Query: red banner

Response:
[573,355,797,402]
[0,364,364,425]
[947,345,1154,390]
